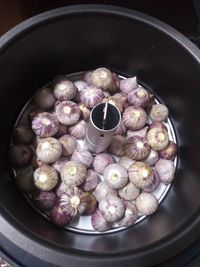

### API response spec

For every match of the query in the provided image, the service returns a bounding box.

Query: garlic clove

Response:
[118,182,140,201]
[81,169,99,192]
[99,196,125,223]
[69,120,87,139]
[55,101,80,125]
[146,127,169,151]
[53,77,78,101]
[103,163,128,190]
[159,141,177,160]
[118,156,135,170]
[120,77,138,94]
[122,106,147,130]
[15,166,35,192]
[93,181,117,202]
[82,192,97,215]
[125,136,151,160]
[91,67,117,92]
[34,87,56,109]
[13,126,34,144]
[142,169,161,192]
[91,209,111,232]
[9,144,32,167]
[32,190,57,211]
[109,135,126,157]
[127,126,148,139]
[74,80,88,92]
[117,201,138,227]
[71,148,93,168]
[59,134,76,157]
[149,104,169,122]
[36,137,62,164]
[155,159,175,184]
[80,86,103,108]
[33,165,59,191]
[78,103,91,121]
[128,161,154,189]
[50,202,72,227]
[128,87,150,108]
[93,153,114,175]
[60,160,87,187]
[143,149,159,166]
[136,192,158,215]
[52,157,69,173]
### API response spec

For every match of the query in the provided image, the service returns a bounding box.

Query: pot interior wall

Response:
[0,6,200,258]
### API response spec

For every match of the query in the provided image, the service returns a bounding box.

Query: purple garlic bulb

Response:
[53,77,78,101]
[33,190,57,211]
[93,153,114,175]
[59,134,76,157]
[125,136,150,160]
[50,202,72,227]
[136,192,158,215]
[128,87,150,108]
[34,87,56,109]
[118,182,140,201]
[117,201,138,227]
[71,148,93,168]
[91,67,117,92]
[155,159,175,184]
[122,106,147,130]
[80,86,103,108]
[83,192,97,215]
[52,157,69,173]
[91,209,111,232]
[55,101,80,125]
[109,135,126,157]
[120,77,138,94]
[159,141,177,160]
[78,103,91,121]
[69,120,87,139]
[81,169,99,192]
[142,169,161,192]
[74,80,87,92]
[149,104,169,122]
[93,182,117,202]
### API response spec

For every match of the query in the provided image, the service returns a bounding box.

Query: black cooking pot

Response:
[0,5,200,267]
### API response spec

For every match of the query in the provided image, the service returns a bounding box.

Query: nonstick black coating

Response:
[0,5,200,267]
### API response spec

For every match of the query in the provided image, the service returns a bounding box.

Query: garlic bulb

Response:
[118,182,140,201]
[84,70,93,85]
[13,126,34,144]
[74,80,87,92]
[103,163,128,189]
[69,120,87,139]
[93,153,114,175]
[99,196,125,223]
[52,157,69,173]
[50,202,72,227]
[122,106,147,130]
[142,169,160,192]
[127,126,148,139]
[93,182,117,202]
[91,67,117,92]
[118,156,135,170]
[109,135,126,157]
[159,141,177,160]
[60,161,87,187]
[128,87,150,108]
[115,120,127,135]
[53,77,78,101]
[117,201,138,227]
[135,192,158,215]
[102,96,123,113]
[128,161,154,189]
[91,209,111,232]
[149,121,167,131]
[81,169,99,192]
[155,159,175,184]
[83,192,97,215]
[9,144,32,167]
[33,190,57,211]
[32,112,59,137]
[33,165,58,191]
[56,182,68,197]
[71,148,93,168]
[80,86,103,108]
[55,101,80,125]
[120,77,138,94]
[15,166,35,192]
[34,87,56,109]
[54,123,68,138]
[149,104,169,122]
[59,134,76,157]
[60,187,88,217]
[144,149,159,166]
[112,93,128,108]
[78,103,91,121]
[146,127,169,151]
[125,136,150,160]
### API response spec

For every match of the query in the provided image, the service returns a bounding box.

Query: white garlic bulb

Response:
[71,148,93,168]
[69,120,87,139]
[118,156,135,170]
[155,159,175,184]
[118,182,140,201]
[146,127,169,151]
[93,153,114,175]
[33,165,58,191]
[135,192,158,215]
[150,104,169,122]
[103,163,128,189]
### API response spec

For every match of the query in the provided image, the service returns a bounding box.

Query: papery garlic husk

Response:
[91,67,117,92]
[60,187,88,217]
[56,182,68,197]
[143,149,159,166]
[71,148,93,168]
[109,135,126,157]
[159,141,177,160]
[36,137,62,163]
[59,134,76,157]
[15,166,35,192]
[102,96,123,113]
[128,87,150,108]
[118,156,135,170]
[142,169,161,192]
[53,77,78,101]
[99,196,125,223]
[93,153,114,175]
[32,112,59,137]
[60,160,87,187]
[80,86,103,108]
[118,182,140,201]
[33,165,58,191]
[125,136,151,160]
[155,159,175,184]
[13,126,34,144]
[112,93,128,108]
[149,104,169,122]
[122,106,147,130]
[33,190,57,211]
[117,201,138,227]
[52,157,69,173]
[91,209,111,232]
[28,108,44,126]
[74,80,87,92]
[83,192,97,215]
[78,103,91,121]
[128,161,154,189]
[81,169,99,192]
[120,77,138,94]
[9,144,32,167]
[69,120,87,139]
[136,192,158,215]
[146,127,169,151]
[55,101,80,125]
[84,70,93,85]
[93,181,117,202]
[50,202,72,227]
[34,87,56,109]
[115,120,127,135]
[127,126,148,139]
[54,123,68,138]
[103,163,128,189]
[149,121,168,131]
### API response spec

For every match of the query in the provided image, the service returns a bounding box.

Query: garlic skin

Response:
[80,86,103,108]
[150,104,169,122]
[32,112,59,137]
[149,121,167,131]
[128,87,150,108]
[60,187,88,217]
[33,190,57,211]
[69,120,87,139]
[122,106,147,130]
[13,126,34,144]
[52,157,69,173]
[112,93,128,108]
[118,182,140,201]
[55,101,80,125]
[50,202,72,227]
[81,169,99,192]
[155,159,175,184]
[53,78,78,101]
[54,123,68,138]
[9,144,32,167]
[146,127,169,151]
[93,182,117,202]
[91,67,117,92]
[33,165,58,191]
[36,137,62,163]
[99,196,125,223]
[103,163,128,189]
[91,209,111,232]
[115,120,127,135]
[84,70,93,85]
[83,192,97,215]
[118,156,135,170]
[136,192,158,215]
[128,161,154,189]
[125,136,150,160]
[34,87,56,109]
[159,141,177,160]
[144,149,159,166]
[93,153,114,175]
[15,166,35,192]
[102,97,123,113]
[117,201,138,227]
[109,135,126,157]
[60,161,87,187]
[127,126,148,139]
[78,103,91,121]
[56,182,68,197]
[71,148,93,168]
[59,134,76,157]
[120,77,138,94]
[142,169,161,192]
[74,80,87,92]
